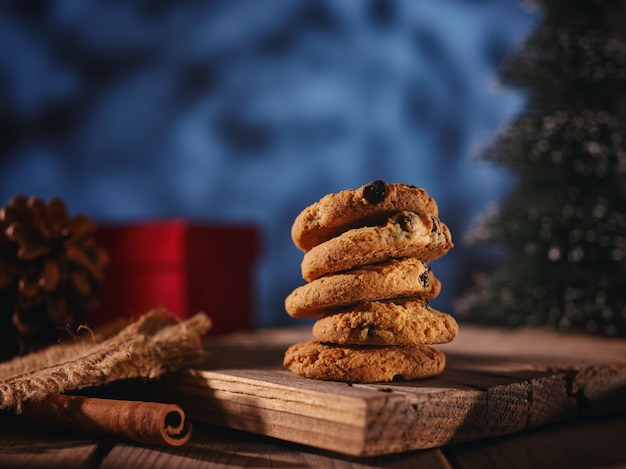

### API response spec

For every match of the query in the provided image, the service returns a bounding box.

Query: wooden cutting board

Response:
[153,324,626,457]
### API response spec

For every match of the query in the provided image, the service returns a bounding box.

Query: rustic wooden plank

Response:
[161,391,371,455]
[150,371,405,456]
[149,324,626,457]
[570,364,626,416]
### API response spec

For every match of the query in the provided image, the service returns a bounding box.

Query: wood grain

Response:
[448,414,626,469]
[149,324,626,457]
[99,423,454,469]
[0,424,103,468]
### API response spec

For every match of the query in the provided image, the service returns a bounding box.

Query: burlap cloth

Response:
[0,308,211,412]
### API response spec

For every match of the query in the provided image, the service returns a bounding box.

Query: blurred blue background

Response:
[0,0,539,328]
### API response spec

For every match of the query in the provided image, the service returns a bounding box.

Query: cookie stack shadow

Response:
[283,180,459,383]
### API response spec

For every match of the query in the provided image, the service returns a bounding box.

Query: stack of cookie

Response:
[283,180,458,383]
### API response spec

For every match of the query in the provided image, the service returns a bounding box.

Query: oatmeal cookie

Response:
[312,299,458,346]
[301,211,453,281]
[285,258,441,318]
[291,180,439,252]
[283,340,446,382]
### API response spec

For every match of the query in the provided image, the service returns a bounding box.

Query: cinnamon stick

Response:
[18,394,192,447]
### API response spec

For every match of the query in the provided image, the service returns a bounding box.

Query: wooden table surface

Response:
[1,323,626,468]
[1,406,626,468]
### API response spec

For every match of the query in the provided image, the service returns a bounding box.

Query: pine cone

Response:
[0,196,108,359]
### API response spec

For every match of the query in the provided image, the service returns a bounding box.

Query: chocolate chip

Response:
[396,213,414,232]
[431,216,438,233]
[418,264,430,288]
[357,323,376,341]
[362,179,388,205]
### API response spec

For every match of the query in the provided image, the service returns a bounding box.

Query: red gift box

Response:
[91,220,259,336]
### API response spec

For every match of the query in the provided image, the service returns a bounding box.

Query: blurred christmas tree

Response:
[458,0,626,336]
